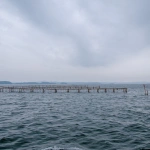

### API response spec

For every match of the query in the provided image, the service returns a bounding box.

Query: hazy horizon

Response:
[0,0,150,82]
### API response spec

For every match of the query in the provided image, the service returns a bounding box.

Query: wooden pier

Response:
[0,85,127,93]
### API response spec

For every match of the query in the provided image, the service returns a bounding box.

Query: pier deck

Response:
[0,85,127,93]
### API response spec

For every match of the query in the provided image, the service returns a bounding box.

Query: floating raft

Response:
[0,85,127,93]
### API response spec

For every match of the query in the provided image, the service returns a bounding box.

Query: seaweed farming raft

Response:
[0,85,127,93]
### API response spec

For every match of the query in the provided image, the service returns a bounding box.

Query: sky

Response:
[0,0,150,82]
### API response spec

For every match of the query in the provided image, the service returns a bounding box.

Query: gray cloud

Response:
[0,0,150,81]
[7,0,150,63]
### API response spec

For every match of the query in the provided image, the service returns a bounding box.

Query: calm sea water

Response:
[0,84,150,150]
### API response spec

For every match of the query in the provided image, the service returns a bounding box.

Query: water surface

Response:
[0,84,150,150]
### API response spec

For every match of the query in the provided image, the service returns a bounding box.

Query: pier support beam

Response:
[0,89,3,92]
[123,88,127,93]
[113,89,115,93]
[88,89,90,93]
[19,89,23,93]
[78,89,80,93]
[55,89,57,93]
[67,89,69,93]
[105,89,107,93]
[30,89,34,93]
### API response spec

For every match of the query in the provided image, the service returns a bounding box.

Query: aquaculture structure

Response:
[0,85,127,93]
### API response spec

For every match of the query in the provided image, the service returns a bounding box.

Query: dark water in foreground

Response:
[0,84,150,150]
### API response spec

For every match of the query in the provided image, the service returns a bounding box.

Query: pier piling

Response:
[113,89,115,93]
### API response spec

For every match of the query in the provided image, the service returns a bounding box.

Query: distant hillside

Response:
[0,81,12,84]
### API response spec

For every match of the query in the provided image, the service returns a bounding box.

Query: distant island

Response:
[0,81,58,84]
[14,82,57,84]
[0,81,12,84]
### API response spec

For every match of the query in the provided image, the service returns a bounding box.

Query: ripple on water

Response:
[0,85,150,150]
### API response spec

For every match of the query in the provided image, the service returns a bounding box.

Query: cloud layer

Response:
[0,0,150,82]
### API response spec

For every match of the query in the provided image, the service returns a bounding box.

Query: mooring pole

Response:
[146,90,148,95]
[143,84,148,95]
[113,88,115,93]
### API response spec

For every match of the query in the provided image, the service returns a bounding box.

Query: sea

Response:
[0,84,150,150]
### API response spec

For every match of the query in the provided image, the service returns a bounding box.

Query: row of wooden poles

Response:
[0,86,127,93]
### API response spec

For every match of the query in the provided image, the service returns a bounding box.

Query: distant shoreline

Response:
[0,81,150,85]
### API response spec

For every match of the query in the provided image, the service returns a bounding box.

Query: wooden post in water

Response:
[143,84,148,95]
[105,89,107,93]
[146,90,148,95]
[67,89,69,93]
[30,88,34,93]
[113,88,115,93]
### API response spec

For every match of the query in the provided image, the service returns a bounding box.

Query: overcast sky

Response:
[0,0,150,82]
